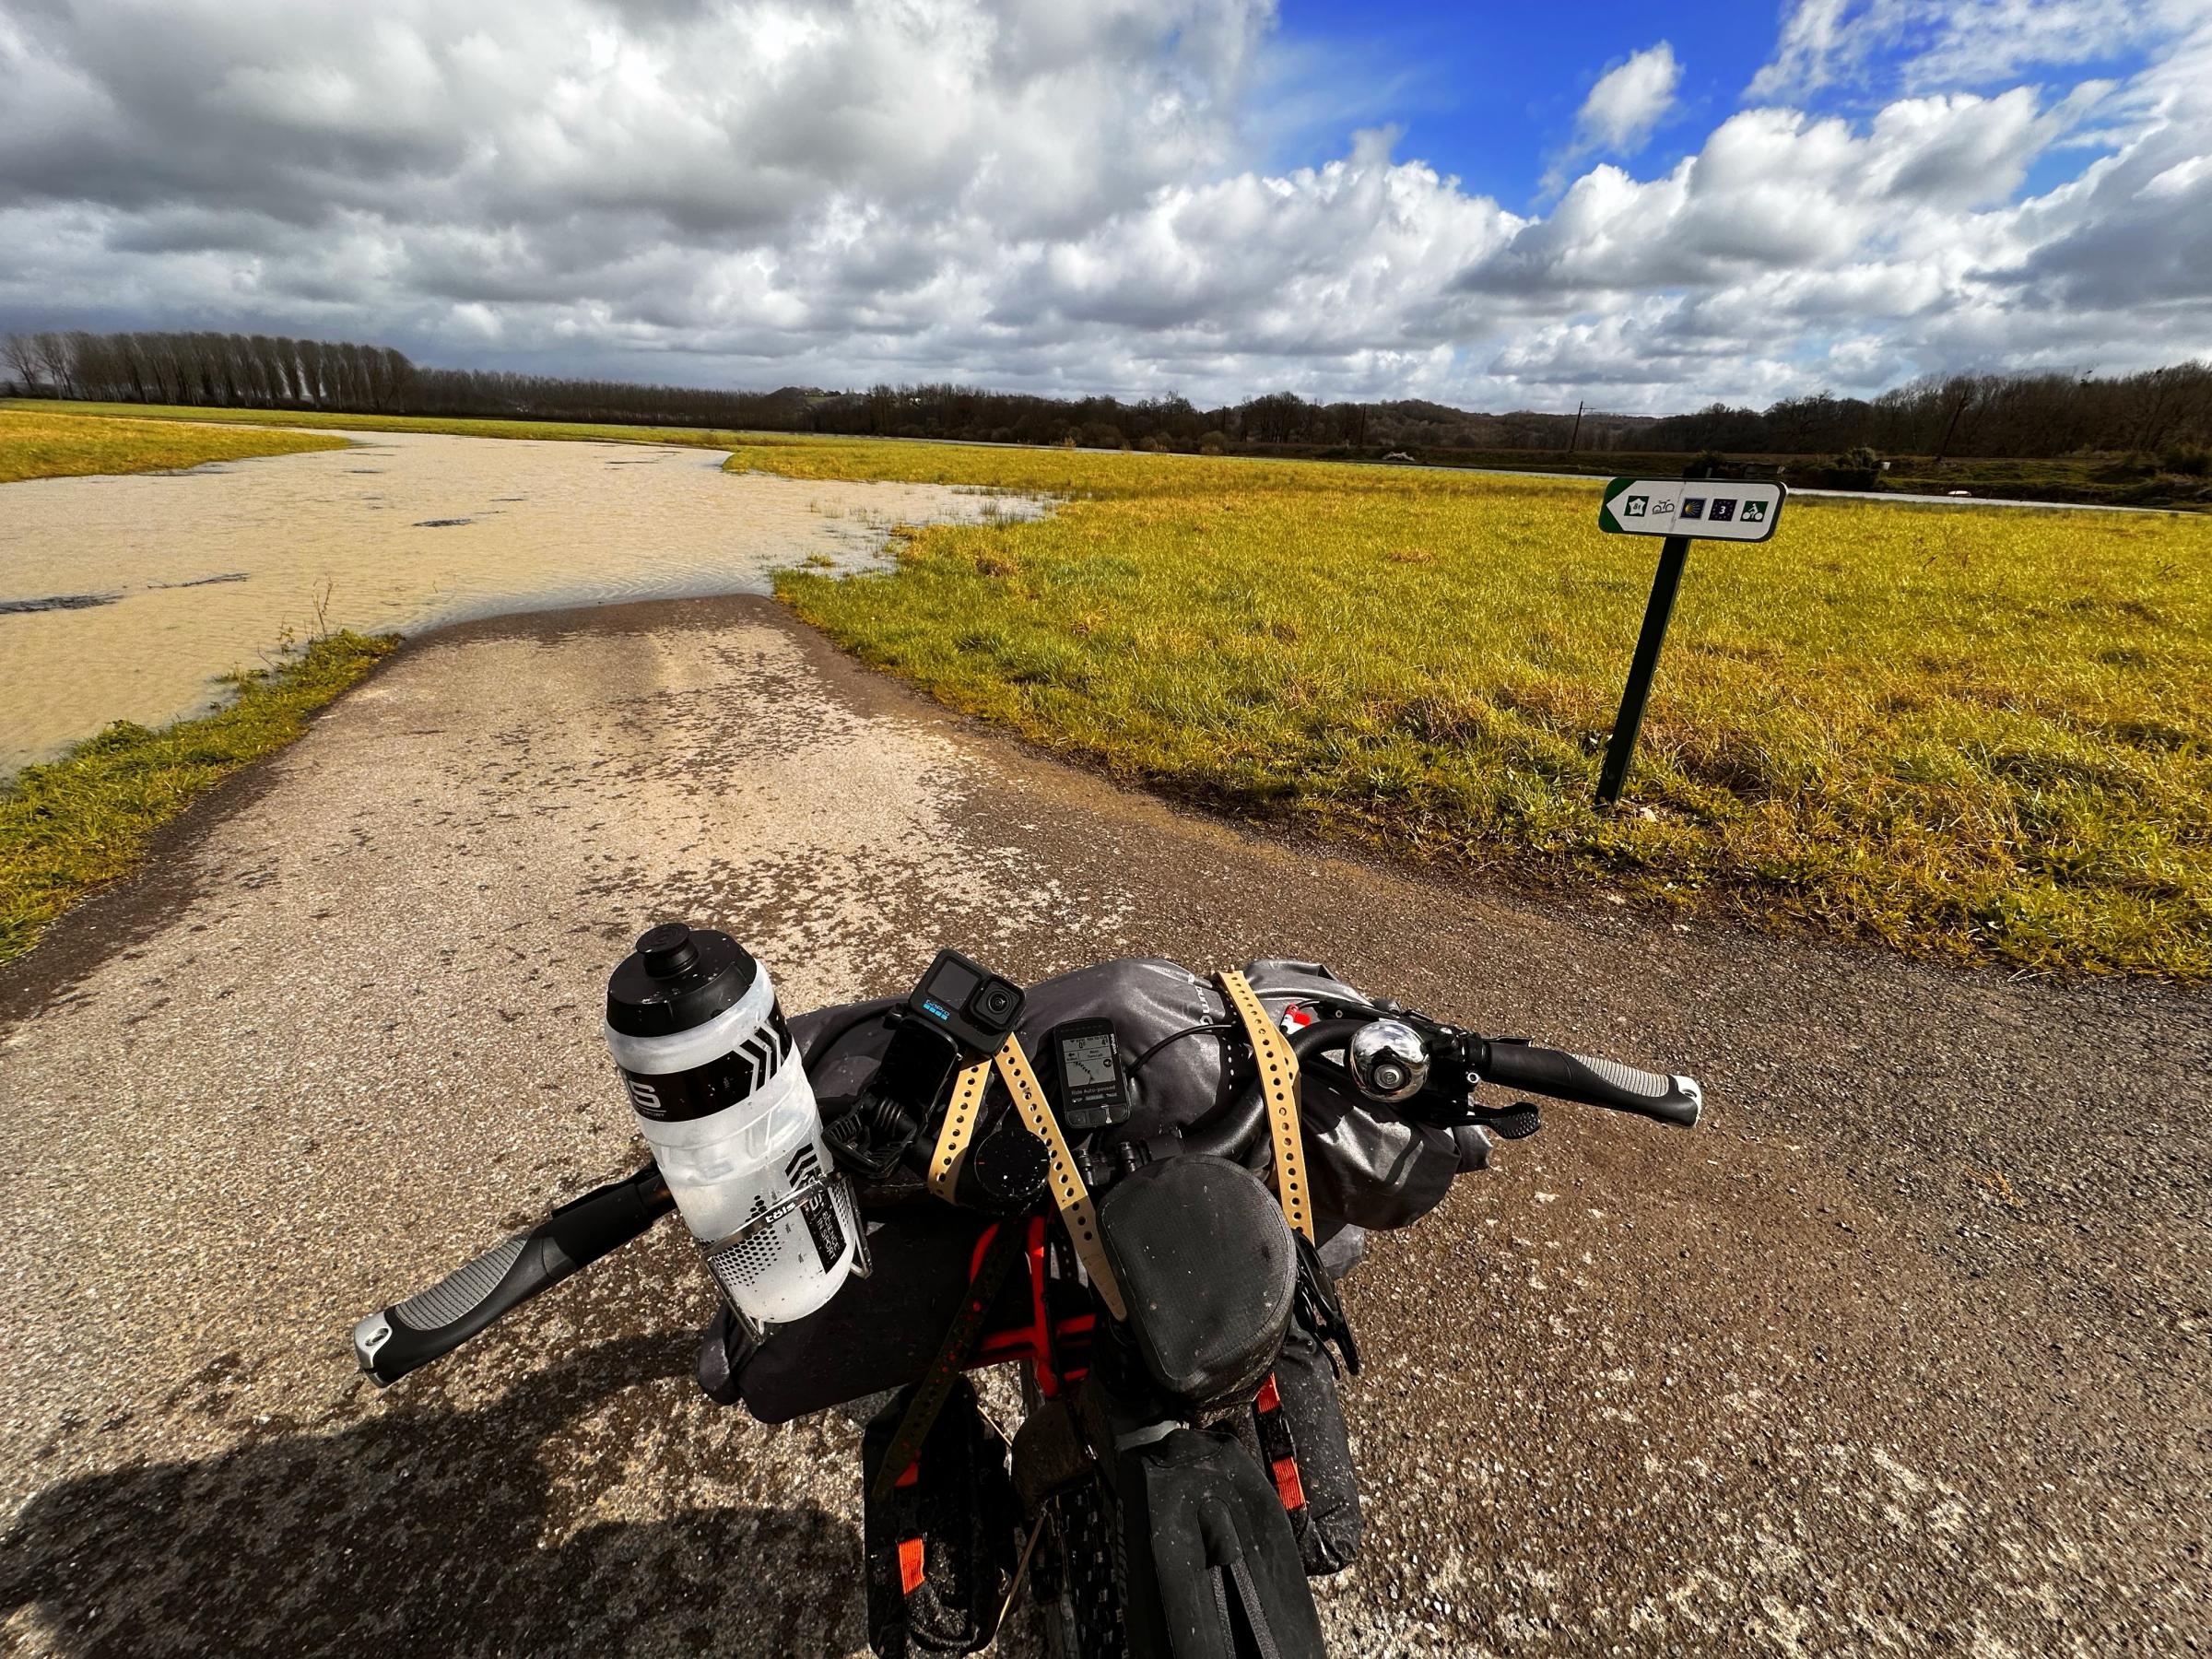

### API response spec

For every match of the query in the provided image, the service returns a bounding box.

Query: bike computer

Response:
[1049,1018,1130,1130]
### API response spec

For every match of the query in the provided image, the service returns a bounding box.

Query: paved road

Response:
[2,595,2206,1657]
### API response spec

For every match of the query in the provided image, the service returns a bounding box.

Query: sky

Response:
[2,0,2209,413]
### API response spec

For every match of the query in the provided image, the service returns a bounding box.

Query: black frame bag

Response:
[861,1377,1019,1657]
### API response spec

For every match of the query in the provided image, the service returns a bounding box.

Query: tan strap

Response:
[929,1057,994,1202]
[1216,970,1313,1241]
[994,1038,1127,1322]
[931,1039,1128,1322]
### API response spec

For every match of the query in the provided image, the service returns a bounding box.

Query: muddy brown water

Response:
[0,430,1034,773]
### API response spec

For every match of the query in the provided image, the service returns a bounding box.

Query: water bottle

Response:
[603,923,859,1330]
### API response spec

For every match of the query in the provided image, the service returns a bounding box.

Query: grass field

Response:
[10,405,2206,975]
[731,435,2212,978]
[0,632,396,965]
[0,408,352,484]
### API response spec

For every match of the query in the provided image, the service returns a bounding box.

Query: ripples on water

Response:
[0,431,1039,772]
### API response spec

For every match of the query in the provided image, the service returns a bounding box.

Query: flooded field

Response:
[0,430,1032,772]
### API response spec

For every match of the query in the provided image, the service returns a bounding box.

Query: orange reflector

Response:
[1271,1456,1306,1512]
[894,1461,921,1489]
[1255,1374,1281,1415]
[898,1537,926,1594]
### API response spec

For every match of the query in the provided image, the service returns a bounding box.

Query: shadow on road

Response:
[0,1334,864,1657]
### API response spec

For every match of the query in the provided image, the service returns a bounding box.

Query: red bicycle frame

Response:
[966,1217,1096,1398]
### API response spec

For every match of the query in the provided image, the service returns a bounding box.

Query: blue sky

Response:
[3,1,2208,412]
[1264,0,2162,202]
[1265,1,1783,201]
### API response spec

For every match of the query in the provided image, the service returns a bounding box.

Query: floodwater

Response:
[0,430,1033,772]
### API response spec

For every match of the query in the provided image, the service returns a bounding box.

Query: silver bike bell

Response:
[1347,1019,1430,1102]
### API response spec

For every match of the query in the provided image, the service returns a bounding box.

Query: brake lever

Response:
[1474,1101,1542,1139]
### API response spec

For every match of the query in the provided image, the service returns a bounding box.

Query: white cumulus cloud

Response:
[1578,42,1685,153]
[0,0,2207,412]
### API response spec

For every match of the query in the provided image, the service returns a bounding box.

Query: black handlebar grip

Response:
[1478,1041,1702,1129]
[351,1164,675,1386]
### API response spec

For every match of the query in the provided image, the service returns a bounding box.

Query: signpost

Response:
[1594,477,1785,806]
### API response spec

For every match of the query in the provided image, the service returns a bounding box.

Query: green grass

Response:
[0,408,351,484]
[0,631,397,964]
[730,436,2212,978]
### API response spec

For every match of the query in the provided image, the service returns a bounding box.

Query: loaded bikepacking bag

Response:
[1091,1153,1324,1654]
[1118,1428,1329,1659]
[709,959,1488,1425]
[1097,1156,1363,1583]
[861,1375,1020,1658]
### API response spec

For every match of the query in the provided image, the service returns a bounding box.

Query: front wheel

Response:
[1036,1475,1128,1659]
[1022,1372,1127,1659]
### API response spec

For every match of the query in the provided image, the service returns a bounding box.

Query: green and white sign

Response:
[1599,478,1785,542]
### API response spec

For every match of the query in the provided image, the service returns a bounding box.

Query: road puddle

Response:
[0,430,1034,772]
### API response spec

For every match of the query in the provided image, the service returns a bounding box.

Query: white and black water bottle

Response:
[604,923,860,1330]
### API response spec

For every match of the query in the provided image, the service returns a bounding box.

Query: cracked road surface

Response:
[2,594,2206,1656]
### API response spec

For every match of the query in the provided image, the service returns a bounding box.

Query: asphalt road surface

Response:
[2,595,2205,1657]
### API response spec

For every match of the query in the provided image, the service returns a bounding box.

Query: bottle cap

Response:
[606,922,759,1037]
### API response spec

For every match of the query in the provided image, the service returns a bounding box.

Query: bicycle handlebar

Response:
[1182,1016,1701,1161]
[348,1005,1694,1386]
[352,1164,675,1386]
[1474,1040,1701,1128]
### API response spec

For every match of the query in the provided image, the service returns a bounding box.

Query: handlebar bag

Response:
[1117,1427,1328,1659]
[705,958,1488,1424]
[1097,1156,1296,1416]
[797,960,1490,1230]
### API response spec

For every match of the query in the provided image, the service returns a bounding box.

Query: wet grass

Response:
[735,437,2212,978]
[0,409,350,484]
[0,631,397,964]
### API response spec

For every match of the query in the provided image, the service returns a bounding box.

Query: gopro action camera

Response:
[905,947,1026,1060]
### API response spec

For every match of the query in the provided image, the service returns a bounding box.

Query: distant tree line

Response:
[4,329,418,415]
[5,326,2207,460]
[1645,367,2212,460]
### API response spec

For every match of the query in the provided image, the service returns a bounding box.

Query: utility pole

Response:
[1566,399,1584,456]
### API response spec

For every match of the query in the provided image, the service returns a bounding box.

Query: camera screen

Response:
[929,959,980,1006]
[1063,1031,1117,1088]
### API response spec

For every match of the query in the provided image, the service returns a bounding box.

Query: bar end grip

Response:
[355,1230,565,1386]
[1478,1041,1703,1129]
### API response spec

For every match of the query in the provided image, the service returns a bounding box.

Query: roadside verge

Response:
[0,630,395,964]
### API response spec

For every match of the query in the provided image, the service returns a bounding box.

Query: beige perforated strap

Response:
[929,1058,994,1202]
[930,1039,1128,1322]
[1216,969,1313,1241]
[994,1037,1127,1322]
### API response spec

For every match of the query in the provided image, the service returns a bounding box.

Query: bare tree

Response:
[33,332,77,398]
[3,332,45,394]
[295,337,326,407]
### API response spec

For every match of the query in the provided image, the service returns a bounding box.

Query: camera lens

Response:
[972,981,1019,1025]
